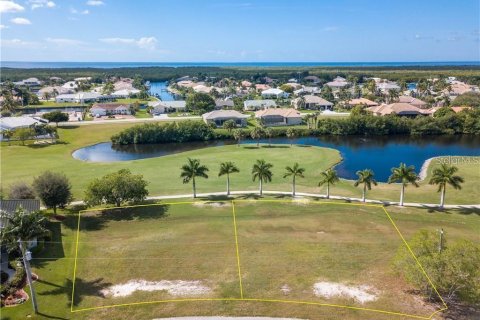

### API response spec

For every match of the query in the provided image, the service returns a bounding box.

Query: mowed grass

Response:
[4,199,479,320]
[1,122,479,204]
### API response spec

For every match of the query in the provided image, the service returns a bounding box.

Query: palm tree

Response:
[222,119,236,133]
[0,208,47,314]
[283,163,305,196]
[264,127,273,146]
[286,128,297,146]
[251,126,264,147]
[180,158,209,198]
[429,163,464,208]
[354,169,377,202]
[388,163,419,206]
[251,159,273,196]
[388,89,399,103]
[218,161,239,195]
[297,95,306,109]
[233,129,245,147]
[304,113,313,129]
[318,169,339,199]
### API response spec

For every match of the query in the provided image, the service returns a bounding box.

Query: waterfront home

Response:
[346,98,378,108]
[376,81,401,93]
[55,92,102,104]
[261,88,289,99]
[397,96,427,108]
[255,108,302,126]
[13,77,42,87]
[149,101,187,114]
[90,103,131,117]
[367,103,427,117]
[112,88,141,98]
[202,110,249,127]
[292,95,334,110]
[244,99,277,111]
[215,99,235,110]
[325,77,350,89]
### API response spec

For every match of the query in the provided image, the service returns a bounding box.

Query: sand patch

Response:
[313,281,378,304]
[100,280,211,298]
[193,202,230,208]
[292,198,311,205]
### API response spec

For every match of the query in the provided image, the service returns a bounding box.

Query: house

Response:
[0,199,41,278]
[214,99,235,110]
[376,81,401,93]
[346,98,378,108]
[444,81,480,96]
[202,110,249,127]
[90,103,131,116]
[261,88,289,99]
[292,95,334,110]
[193,84,213,94]
[255,84,271,92]
[397,96,427,108]
[285,82,302,90]
[0,116,47,140]
[37,86,73,98]
[62,81,78,90]
[303,75,321,84]
[112,88,141,98]
[149,101,187,114]
[244,100,277,111]
[325,77,350,89]
[241,80,253,88]
[55,92,102,104]
[294,86,320,95]
[14,77,42,87]
[255,108,303,126]
[367,103,427,117]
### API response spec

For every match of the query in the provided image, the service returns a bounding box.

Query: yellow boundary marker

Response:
[70,199,447,319]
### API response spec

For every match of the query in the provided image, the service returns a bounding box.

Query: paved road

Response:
[69,190,480,209]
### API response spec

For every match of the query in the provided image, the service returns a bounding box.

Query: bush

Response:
[32,171,72,214]
[8,182,35,200]
[111,121,215,145]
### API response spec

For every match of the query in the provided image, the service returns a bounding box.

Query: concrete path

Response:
[69,190,480,209]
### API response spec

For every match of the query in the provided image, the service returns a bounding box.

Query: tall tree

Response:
[250,126,264,147]
[429,163,464,208]
[286,127,297,146]
[251,159,273,196]
[283,162,305,196]
[84,169,149,207]
[233,129,245,147]
[186,92,216,114]
[32,171,72,214]
[0,208,47,314]
[264,127,273,146]
[180,158,209,198]
[318,169,339,199]
[354,169,377,202]
[218,161,240,196]
[222,119,237,133]
[388,163,419,206]
[42,111,69,127]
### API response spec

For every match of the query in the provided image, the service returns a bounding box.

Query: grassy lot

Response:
[2,199,478,320]
[133,109,152,118]
[1,123,478,204]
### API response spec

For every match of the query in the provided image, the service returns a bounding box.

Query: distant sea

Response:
[1,61,479,69]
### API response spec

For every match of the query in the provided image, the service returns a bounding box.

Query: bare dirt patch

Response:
[100,280,211,298]
[313,281,378,304]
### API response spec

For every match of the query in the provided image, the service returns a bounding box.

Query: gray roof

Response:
[244,100,277,108]
[215,99,234,108]
[202,110,249,120]
[150,101,187,109]
[0,199,40,214]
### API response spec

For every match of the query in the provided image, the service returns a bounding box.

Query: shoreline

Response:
[418,157,436,181]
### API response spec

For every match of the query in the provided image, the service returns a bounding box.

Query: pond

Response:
[72,135,480,182]
[148,81,178,101]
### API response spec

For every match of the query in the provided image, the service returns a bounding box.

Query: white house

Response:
[202,110,249,127]
[292,95,334,110]
[55,92,102,103]
[112,88,141,98]
[13,77,42,87]
[90,103,131,116]
[243,100,277,111]
[0,116,47,140]
[149,101,187,114]
[261,88,289,99]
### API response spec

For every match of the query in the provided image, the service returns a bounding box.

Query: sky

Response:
[0,0,479,62]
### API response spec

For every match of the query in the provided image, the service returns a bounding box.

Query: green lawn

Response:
[1,123,479,204]
[2,199,479,320]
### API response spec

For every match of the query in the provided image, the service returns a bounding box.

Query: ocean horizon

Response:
[1,61,479,69]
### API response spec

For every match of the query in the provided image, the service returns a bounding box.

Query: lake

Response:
[72,135,480,182]
[148,81,177,101]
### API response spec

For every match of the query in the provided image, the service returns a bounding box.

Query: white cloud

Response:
[0,1,24,13]
[99,36,158,50]
[70,7,89,14]
[0,24,9,29]
[86,0,104,6]
[46,38,86,46]
[10,17,32,25]
[29,0,55,10]
[1,38,39,48]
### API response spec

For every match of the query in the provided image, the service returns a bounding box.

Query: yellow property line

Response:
[70,199,447,319]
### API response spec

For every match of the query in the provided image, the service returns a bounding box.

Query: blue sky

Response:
[0,0,479,62]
